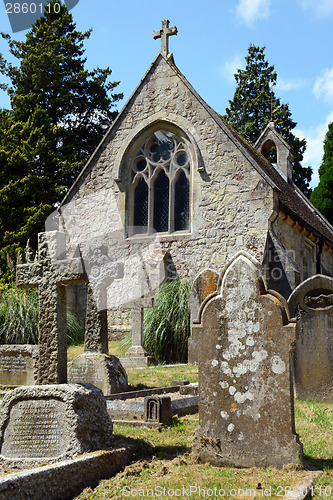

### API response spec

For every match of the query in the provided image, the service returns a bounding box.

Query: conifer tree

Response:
[0,1,122,276]
[224,45,312,196]
[310,122,333,225]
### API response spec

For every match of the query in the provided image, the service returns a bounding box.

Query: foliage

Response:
[310,122,333,225]
[0,285,84,346]
[0,0,122,278]
[224,44,312,196]
[143,279,192,363]
[121,279,192,363]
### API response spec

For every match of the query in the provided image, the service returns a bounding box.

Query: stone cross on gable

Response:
[83,243,123,354]
[16,231,88,385]
[153,19,177,56]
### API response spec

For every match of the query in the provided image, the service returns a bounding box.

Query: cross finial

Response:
[153,19,177,56]
[267,93,277,121]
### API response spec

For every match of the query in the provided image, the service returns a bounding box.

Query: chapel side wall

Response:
[59,57,275,333]
[270,213,333,298]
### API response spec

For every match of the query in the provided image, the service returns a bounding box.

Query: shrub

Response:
[122,279,192,363]
[0,285,84,346]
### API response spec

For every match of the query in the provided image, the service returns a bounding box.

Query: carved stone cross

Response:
[153,19,177,56]
[16,231,88,385]
[83,243,123,354]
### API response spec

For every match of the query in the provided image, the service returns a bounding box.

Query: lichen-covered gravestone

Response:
[288,275,333,403]
[188,269,219,364]
[0,384,113,467]
[192,252,302,468]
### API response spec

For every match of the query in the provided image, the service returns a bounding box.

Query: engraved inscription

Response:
[69,364,104,385]
[1,399,67,458]
[0,355,27,373]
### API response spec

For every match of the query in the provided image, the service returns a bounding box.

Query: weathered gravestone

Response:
[0,384,112,467]
[16,231,88,384]
[0,231,114,466]
[0,346,38,387]
[192,252,303,468]
[68,242,128,394]
[288,275,333,403]
[188,269,219,364]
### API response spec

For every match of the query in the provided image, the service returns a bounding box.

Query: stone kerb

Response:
[0,384,113,468]
[192,251,302,468]
[288,274,333,403]
[188,268,219,365]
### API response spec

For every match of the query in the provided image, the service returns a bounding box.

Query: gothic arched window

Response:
[128,129,191,235]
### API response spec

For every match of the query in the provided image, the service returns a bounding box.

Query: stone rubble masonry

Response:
[59,54,275,323]
[192,251,303,468]
[0,384,113,468]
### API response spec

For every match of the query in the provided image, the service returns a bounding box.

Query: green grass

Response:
[75,394,333,499]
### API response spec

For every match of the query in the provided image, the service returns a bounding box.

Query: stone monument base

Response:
[0,384,113,468]
[67,353,128,395]
[121,345,157,368]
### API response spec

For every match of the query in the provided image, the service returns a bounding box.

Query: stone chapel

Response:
[58,20,333,341]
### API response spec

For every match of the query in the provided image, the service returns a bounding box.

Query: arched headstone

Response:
[193,251,302,468]
[288,275,333,403]
[188,269,219,364]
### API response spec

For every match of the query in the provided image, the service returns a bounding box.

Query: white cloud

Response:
[219,53,245,83]
[236,0,271,26]
[276,78,308,92]
[295,110,333,188]
[300,0,333,18]
[314,69,333,102]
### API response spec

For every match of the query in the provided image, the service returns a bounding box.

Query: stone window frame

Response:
[125,123,194,238]
[303,237,316,280]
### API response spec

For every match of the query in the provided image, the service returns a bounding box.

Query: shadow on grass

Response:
[303,456,333,471]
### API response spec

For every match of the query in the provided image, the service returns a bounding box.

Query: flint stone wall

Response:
[0,384,113,468]
[0,345,38,387]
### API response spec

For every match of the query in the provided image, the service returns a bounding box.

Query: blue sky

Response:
[1,0,333,188]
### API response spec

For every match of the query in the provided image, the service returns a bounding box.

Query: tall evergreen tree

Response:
[224,45,312,196]
[310,122,333,225]
[0,1,122,277]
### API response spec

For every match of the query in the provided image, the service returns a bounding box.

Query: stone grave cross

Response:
[16,231,88,385]
[153,19,177,56]
[124,295,154,358]
[83,243,123,354]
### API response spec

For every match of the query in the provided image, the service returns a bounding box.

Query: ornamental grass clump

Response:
[134,279,191,364]
[0,284,84,346]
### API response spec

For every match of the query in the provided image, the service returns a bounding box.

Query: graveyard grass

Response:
[74,362,333,500]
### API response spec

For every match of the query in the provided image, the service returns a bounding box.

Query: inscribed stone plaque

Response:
[68,353,128,395]
[288,275,333,403]
[0,345,38,387]
[188,269,219,365]
[0,384,113,467]
[192,252,302,469]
